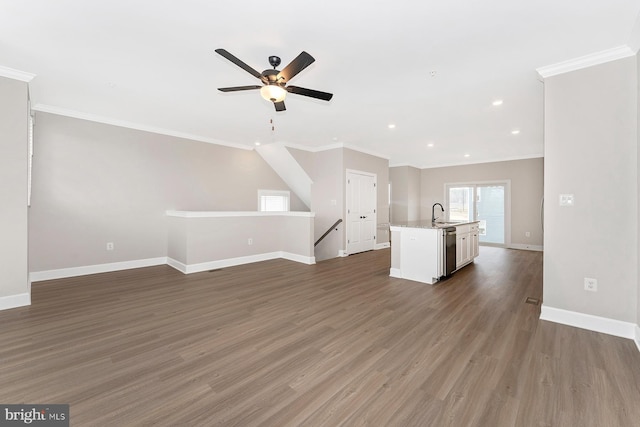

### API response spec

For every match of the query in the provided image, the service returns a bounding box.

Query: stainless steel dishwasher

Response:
[443,226,457,277]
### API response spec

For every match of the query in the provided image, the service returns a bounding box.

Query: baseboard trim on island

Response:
[540,304,636,341]
[389,268,402,278]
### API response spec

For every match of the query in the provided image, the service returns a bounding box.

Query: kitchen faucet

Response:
[432,203,444,223]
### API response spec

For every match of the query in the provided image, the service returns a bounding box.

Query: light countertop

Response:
[390,220,479,229]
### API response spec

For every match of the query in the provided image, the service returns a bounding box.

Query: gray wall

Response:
[419,158,544,247]
[29,113,305,272]
[638,51,640,332]
[544,56,637,323]
[343,147,390,245]
[0,77,29,304]
[389,165,421,223]
[294,147,344,262]
[289,146,390,261]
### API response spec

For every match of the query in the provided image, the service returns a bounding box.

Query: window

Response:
[258,190,290,212]
[445,182,509,246]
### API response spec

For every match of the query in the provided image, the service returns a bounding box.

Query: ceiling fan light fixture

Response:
[260,85,287,103]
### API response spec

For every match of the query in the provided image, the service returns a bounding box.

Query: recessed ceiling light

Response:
[332,136,339,141]
[427,143,434,148]
[388,124,396,129]
[511,129,520,135]
[254,141,261,146]
[492,99,503,106]
[464,154,470,158]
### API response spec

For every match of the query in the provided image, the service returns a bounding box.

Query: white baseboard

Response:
[635,326,640,353]
[166,257,188,274]
[375,242,391,250]
[168,251,315,275]
[0,293,30,311]
[389,268,402,278]
[540,305,636,340]
[281,252,316,265]
[339,245,389,256]
[30,257,168,282]
[508,243,544,252]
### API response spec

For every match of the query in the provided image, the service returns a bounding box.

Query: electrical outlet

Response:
[584,277,597,292]
[525,231,531,238]
[559,194,574,206]
[248,238,253,246]
[106,242,114,251]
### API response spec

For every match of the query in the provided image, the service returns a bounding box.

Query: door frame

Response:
[443,180,511,248]
[345,169,377,255]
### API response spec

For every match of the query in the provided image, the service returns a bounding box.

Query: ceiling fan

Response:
[215,48,333,112]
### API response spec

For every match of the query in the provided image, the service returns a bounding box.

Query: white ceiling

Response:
[1,1,639,168]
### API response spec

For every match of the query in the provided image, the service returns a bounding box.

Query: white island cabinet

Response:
[455,222,480,269]
[390,221,479,285]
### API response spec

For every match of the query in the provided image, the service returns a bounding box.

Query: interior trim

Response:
[540,304,636,341]
[167,251,315,274]
[0,293,31,311]
[30,257,168,282]
[0,66,36,82]
[536,45,635,78]
[166,210,314,218]
[31,104,252,150]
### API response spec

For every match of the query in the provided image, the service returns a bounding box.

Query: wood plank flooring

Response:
[1,247,639,426]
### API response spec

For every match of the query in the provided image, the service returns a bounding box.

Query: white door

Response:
[346,170,376,255]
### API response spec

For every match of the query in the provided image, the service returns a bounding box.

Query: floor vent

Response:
[525,297,540,305]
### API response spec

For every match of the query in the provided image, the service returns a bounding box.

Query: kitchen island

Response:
[389,220,480,284]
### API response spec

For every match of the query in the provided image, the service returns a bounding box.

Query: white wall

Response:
[29,113,305,273]
[0,77,29,309]
[543,56,638,324]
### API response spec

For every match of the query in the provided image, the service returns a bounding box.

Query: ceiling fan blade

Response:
[277,51,315,83]
[286,85,333,101]
[274,101,286,112]
[218,85,262,92]
[215,49,263,79]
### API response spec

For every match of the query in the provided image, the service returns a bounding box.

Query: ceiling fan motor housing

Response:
[268,55,281,68]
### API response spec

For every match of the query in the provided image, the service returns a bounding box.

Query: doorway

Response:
[346,170,377,255]
[446,181,510,246]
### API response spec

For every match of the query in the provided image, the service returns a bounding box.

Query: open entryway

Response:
[346,169,377,255]
[446,181,511,246]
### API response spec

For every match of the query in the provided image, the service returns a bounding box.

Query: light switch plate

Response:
[559,194,574,206]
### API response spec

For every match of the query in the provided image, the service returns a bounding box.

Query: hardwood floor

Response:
[1,247,639,426]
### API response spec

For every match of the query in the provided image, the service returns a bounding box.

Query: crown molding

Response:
[389,153,544,170]
[31,104,252,150]
[536,45,635,79]
[283,141,390,160]
[0,65,36,82]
